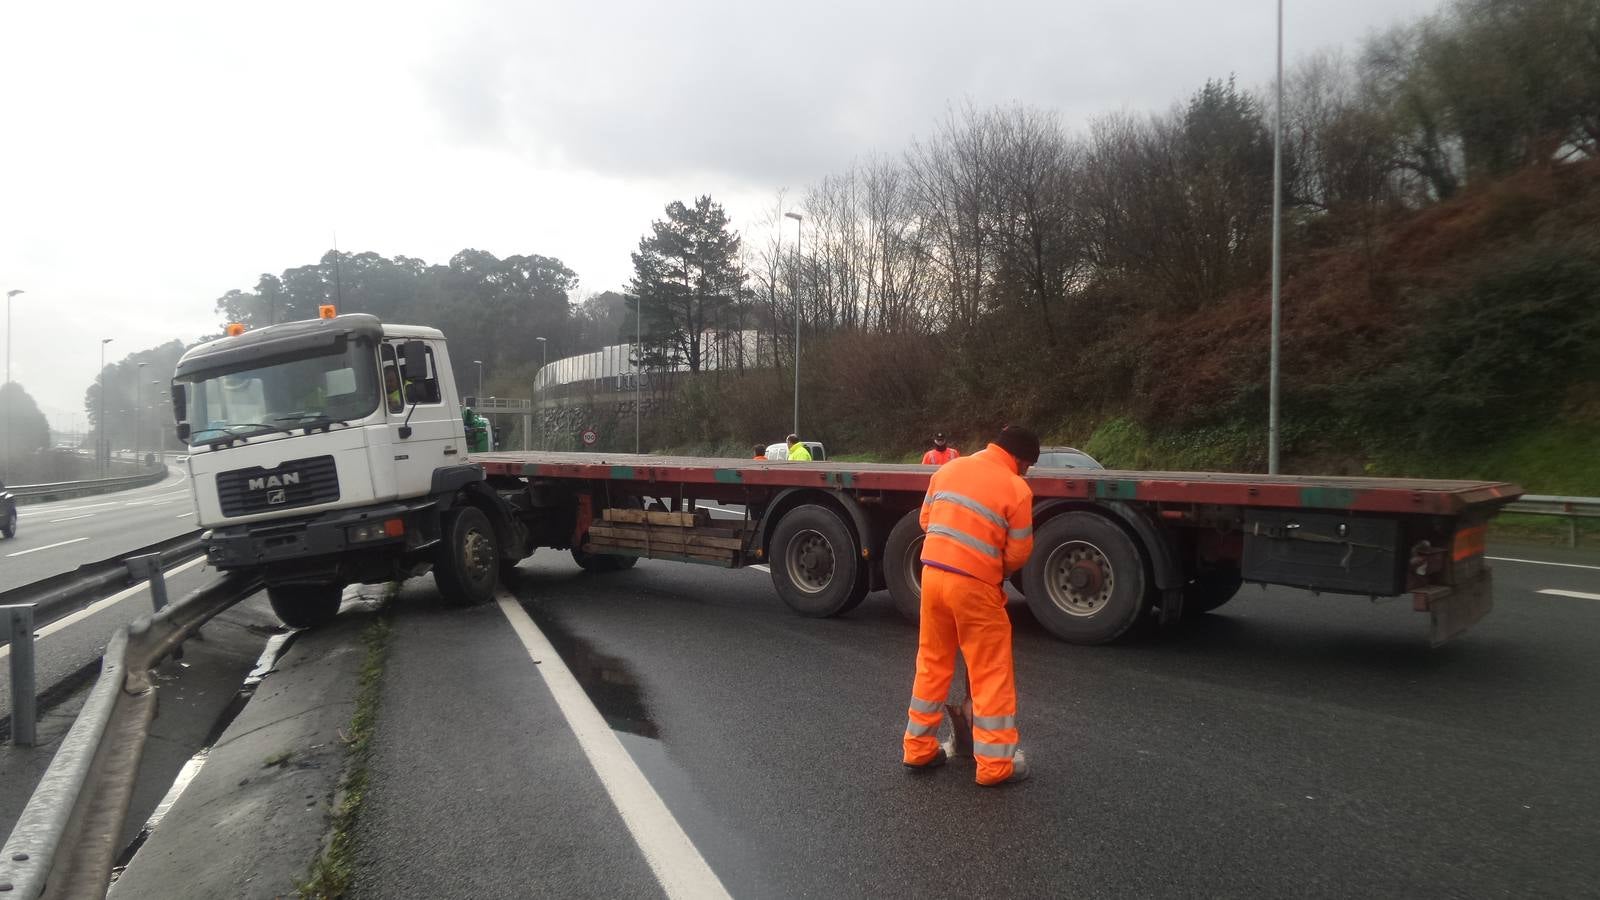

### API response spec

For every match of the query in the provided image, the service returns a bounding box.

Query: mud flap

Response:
[1421,569,1494,648]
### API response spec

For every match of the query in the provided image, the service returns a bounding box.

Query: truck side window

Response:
[417,347,443,405]
[381,344,403,413]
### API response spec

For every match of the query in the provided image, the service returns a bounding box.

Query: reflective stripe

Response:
[908,696,943,715]
[927,525,1001,558]
[973,714,1016,730]
[1008,526,1032,540]
[930,491,1008,531]
[974,740,1017,759]
[905,718,939,737]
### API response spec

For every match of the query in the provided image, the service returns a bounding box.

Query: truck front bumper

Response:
[204,501,436,570]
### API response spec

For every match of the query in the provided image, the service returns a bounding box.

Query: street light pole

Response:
[634,297,641,454]
[473,360,483,403]
[3,289,21,481]
[535,337,548,450]
[98,338,113,475]
[784,211,803,437]
[136,363,148,466]
[1268,0,1284,475]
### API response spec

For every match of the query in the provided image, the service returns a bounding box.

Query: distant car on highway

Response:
[1,479,16,539]
[1035,446,1104,470]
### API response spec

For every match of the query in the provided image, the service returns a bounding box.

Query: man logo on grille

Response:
[248,472,301,491]
[267,489,287,505]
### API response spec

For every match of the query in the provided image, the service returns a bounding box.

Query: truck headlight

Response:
[347,518,405,543]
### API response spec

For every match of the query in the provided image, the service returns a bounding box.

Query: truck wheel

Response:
[1184,569,1244,617]
[267,583,343,629]
[1,507,15,539]
[1022,512,1149,644]
[770,503,866,617]
[571,546,638,572]
[434,505,499,605]
[884,510,925,624]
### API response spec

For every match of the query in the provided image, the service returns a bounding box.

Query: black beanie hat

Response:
[996,425,1041,465]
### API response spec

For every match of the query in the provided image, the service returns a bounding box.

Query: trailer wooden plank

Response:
[588,524,747,550]
[602,508,707,527]
[584,540,738,564]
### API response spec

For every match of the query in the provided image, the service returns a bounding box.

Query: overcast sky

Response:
[0,0,1444,429]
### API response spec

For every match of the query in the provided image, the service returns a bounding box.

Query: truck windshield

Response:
[180,339,380,445]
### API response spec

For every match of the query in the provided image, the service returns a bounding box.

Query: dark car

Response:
[1034,446,1104,470]
[0,480,16,539]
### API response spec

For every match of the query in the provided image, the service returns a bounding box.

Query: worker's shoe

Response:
[979,750,1029,786]
[903,741,953,771]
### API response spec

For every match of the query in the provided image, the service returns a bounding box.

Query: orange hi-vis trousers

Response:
[902,568,1020,785]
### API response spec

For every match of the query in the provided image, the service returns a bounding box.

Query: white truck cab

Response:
[172,310,511,626]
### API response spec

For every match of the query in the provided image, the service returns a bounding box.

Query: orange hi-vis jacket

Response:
[921,446,960,465]
[918,444,1034,584]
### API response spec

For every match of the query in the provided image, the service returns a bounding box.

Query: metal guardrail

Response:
[9,468,169,505]
[0,569,264,899]
[1501,494,1600,547]
[0,533,204,637]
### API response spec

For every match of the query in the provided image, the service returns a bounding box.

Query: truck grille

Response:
[216,455,340,517]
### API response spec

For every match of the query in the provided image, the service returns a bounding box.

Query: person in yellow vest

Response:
[786,434,812,462]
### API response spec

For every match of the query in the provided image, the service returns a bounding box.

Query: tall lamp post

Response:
[535,337,548,450]
[1268,0,1284,474]
[3,289,22,481]
[473,359,484,403]
[135,362,148,466]
[784,211,803,437]
[98,338,113,475]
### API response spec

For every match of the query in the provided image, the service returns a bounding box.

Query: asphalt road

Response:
[352,543,1600,898]
[1,466,197,592]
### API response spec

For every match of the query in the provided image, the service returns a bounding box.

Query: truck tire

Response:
[884,510,925,624]
[571,546,638,572]
[1184,568,1244,617]
[1022,511,1149,645]
[267,583,343,629]
[1,507,15,539]
[434,505,499,605]
[769,503,867,618]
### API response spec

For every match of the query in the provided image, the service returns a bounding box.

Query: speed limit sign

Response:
[581,428,598,446]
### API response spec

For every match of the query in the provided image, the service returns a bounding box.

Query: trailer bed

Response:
[470,452,1521,516]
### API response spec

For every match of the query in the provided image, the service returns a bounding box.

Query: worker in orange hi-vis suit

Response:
[921,432,960,466]
[902,425,1038,786]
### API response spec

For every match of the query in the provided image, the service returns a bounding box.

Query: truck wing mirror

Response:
[401,341,428,381]
[176,423,191,442]
[170,383,187,422]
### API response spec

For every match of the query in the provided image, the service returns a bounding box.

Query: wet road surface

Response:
[354,545,1600,898]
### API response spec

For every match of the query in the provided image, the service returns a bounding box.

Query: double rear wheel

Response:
[769,504,869,617]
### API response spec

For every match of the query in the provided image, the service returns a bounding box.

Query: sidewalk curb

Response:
[110,610,378,900]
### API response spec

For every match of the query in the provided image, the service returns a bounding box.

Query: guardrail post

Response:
[1567,518,1578,549]
[125,553,168,612]
[4,604,37,747]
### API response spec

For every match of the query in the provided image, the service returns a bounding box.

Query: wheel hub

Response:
[1045,540,1115,618]
[787,529,836,594]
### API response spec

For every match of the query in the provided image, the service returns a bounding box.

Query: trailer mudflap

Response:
[1416,569,1493,647]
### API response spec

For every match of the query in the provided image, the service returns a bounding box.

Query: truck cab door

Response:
[383,339,463,498]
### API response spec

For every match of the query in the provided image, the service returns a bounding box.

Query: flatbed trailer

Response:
[470,452,1521,646]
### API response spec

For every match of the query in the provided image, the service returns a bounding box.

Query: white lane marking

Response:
[5,537,90,558]
[0,555,207,661]
[750,563,771,573]
[1487,556,1600,571]
[1537,589,1600,601]
[18,501,119,518]
[496,593,731,900]
[48,514,94,523]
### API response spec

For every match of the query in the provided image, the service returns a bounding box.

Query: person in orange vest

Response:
[902,424,1038,785]
[753,444,768,461]
[922,432,959,466]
